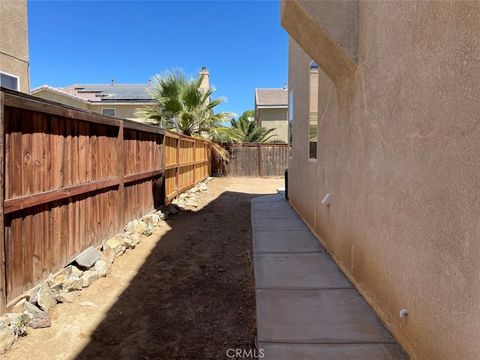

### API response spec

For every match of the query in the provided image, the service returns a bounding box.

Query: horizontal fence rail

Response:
[222,143,289,177]
[0,88,210,310]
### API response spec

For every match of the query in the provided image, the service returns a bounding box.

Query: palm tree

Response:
[229,111,277,143]
[139,70,232,135]
[138,69,234,159]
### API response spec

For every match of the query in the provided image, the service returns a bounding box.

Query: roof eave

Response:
[89,101,156,106]
[31,86,90,103]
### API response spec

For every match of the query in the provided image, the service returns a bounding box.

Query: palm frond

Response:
[137,69,238,162]
[229,112,277,143]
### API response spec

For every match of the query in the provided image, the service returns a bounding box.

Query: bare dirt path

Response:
[4,177,283,360]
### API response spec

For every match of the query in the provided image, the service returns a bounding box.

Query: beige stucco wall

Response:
[296,0,358,62]
[286,2,480,359]
[32,90,88,109]
[281,0,357,83]
[88,104,150,121]
[0,0,29,92]
[257,108,288,143]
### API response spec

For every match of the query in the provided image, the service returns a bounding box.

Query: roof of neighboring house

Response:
[31,83,156,104]
[255,88,288,107]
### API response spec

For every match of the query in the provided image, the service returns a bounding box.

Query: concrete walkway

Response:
[251,194,408,360]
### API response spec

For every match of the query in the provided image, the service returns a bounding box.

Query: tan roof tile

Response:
[255,88,288,106]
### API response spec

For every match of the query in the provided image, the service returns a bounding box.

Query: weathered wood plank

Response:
[0,93,6,309]
[11,108,23,198]
[32,208,42,283]
[117,124,125,229]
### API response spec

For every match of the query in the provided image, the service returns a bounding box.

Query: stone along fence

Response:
[0,88,210,311]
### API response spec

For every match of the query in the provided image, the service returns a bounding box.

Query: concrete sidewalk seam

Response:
[251,194,408,360]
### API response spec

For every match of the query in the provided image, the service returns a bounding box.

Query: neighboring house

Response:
[282,1,480,360]
[31,83,155,121]
[254,88,288,143]
[0,0,29,92]
[32,68,211,121]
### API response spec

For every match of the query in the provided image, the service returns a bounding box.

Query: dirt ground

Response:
[4,177,283,360]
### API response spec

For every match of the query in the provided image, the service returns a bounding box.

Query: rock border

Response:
[0,179,210,354]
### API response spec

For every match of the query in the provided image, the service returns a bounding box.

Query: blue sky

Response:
[28,0,288,116]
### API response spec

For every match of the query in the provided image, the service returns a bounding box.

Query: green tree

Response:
[238,110,254,123]
[139,70,231,136]
[138,69,235,158]
[229,111,276,143]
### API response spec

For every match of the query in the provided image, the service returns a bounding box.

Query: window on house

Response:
[102,108,116,116]
[309,61,319,159]
[0,72,19,91]
[288,90,294,157]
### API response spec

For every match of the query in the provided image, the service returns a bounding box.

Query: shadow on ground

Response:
[75,190,268,360]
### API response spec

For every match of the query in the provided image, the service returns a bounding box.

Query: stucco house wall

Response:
[284,1,480,359]
[0,0,29,92]
[32,90,89,110]
[257,107,288,143]
[32,89,153,121]
[87,104,153,121]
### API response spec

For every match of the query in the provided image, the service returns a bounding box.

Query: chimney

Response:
[199,66,210,92]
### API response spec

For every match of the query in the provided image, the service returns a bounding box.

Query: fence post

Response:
[193,139,196,185]
[207,142,211,176]
[0,92,6,311]
[159,133,165,208]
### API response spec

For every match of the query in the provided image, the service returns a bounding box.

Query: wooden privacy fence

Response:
[164,132,211,203]
[0,88,210,310]
[223,143,289,177]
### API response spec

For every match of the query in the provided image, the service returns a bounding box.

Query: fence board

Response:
[260,144,290,176]
[0,92,5,310]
